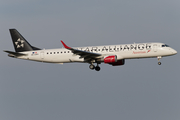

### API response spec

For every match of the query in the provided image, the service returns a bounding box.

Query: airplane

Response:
[4,29,177,71]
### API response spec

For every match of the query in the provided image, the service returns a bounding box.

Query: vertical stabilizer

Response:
[9,29,40,52]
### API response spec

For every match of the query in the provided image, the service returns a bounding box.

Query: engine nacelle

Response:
[110,59,125,66]
[103,55,125,66]
[104,55,117,63]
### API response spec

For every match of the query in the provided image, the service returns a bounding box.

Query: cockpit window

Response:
[162,44,170,47]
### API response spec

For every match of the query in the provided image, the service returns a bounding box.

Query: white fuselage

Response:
[16,42,177,64]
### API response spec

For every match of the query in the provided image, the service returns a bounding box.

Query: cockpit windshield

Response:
[162,44,170,47]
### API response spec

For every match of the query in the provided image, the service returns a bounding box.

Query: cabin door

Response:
[40,51,44,59]
[153,44,157,52]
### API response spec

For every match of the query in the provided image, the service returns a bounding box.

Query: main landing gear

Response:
[157,56,162,65]
[89,63,101,71]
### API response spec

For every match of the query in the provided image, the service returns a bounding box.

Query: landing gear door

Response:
[153,44,157,52]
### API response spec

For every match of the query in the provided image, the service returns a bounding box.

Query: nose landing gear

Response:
[157,56,162,65]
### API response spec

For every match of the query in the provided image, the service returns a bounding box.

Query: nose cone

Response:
[172,49,177,55]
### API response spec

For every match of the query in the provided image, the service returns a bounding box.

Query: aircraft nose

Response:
[172,49,177,55]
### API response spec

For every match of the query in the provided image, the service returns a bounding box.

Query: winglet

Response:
[61,40,71,49]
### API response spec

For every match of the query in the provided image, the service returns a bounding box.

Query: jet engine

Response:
[110,59,125,66]
[104,55,117,63]
[103,55,125,66]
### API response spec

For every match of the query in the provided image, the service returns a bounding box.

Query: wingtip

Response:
[61,40,71,49]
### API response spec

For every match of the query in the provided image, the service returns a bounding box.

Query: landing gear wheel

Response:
[89,64,95,70]
[157,56,162,65]
[95,66,100,71]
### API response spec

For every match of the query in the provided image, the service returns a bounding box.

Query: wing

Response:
[61,40,103,61]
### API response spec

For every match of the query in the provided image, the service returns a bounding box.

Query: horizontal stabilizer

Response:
[4,50,27,57]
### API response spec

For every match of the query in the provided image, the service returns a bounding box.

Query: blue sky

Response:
[1,0,180,120]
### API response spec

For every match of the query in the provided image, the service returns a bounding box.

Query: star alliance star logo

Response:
[15,38,24,48]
